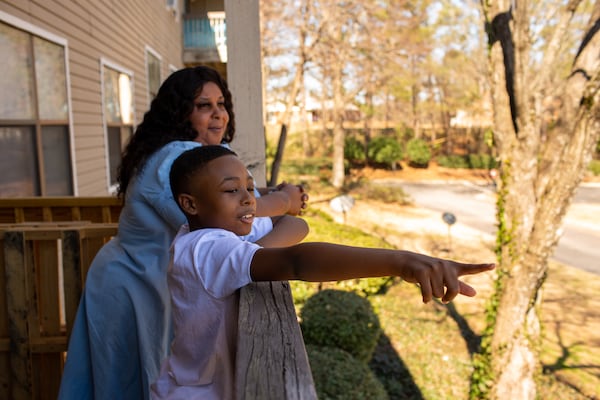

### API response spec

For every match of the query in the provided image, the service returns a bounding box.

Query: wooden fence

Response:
[0,197,122,224]
[0,197,316,400]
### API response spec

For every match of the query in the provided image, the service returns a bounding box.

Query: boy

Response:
[151,145,495,399]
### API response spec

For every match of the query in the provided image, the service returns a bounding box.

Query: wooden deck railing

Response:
[0,222,118,400]
[0,197,122,224]
[0,198,316,400]
[237,282,317,400]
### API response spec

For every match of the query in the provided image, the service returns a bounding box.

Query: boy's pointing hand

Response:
[399,254,495,304]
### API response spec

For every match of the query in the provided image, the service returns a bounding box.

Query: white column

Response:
[224,0,266,186]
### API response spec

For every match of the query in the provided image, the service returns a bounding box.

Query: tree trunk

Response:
[364,89,374,167]
[473,1,600,399]
[331,64,346,189]
[269,124,287,187]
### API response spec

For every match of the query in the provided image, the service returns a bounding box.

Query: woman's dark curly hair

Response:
[116,66,235,197]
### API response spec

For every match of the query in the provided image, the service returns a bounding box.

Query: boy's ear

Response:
[177,193,199,215]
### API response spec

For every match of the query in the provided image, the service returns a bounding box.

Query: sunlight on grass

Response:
[280,156,597,400]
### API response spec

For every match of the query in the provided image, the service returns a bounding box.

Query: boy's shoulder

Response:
[169,225,258,295]
[171,226,247,270]
[174,225,240,245]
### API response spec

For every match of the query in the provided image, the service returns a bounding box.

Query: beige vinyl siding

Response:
[0,0,183,195]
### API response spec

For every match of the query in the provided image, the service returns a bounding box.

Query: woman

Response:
[58,66,308,400]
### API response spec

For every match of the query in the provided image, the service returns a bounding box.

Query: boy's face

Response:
[180,155,256,235]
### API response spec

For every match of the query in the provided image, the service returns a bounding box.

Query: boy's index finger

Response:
[457,263,496,277]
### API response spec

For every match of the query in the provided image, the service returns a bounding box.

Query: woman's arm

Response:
[250,243,495,304]
[255,183,308,217]
[255,191,291,217]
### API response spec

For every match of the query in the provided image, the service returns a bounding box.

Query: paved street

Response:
[376,180,600,275]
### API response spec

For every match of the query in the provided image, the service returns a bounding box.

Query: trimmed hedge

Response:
[437,154,470,169]
[406,138,431,167]
[367,136,403,169]
[437,154,497,169]
[300,289,381,362]
[306,345,389,400]
[345,136,366,164]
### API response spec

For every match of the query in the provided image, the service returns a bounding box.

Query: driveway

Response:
[373,180,600,275]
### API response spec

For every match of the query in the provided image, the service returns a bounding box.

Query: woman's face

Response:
[189,81,230,145]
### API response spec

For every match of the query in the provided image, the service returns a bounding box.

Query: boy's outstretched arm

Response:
[255,215,309,248]
[250,243,495,304]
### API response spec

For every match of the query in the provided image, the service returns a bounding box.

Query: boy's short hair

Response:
[170,145,237,201]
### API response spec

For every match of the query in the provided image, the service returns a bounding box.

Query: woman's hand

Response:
[276,182,309,215]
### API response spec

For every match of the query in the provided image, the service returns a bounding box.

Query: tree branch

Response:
[532,0,582,93]
[488,9,519,134]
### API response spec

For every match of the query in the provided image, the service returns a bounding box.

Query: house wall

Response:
[0,0,183,195]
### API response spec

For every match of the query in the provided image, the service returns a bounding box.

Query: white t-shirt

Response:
[151,224,266,399]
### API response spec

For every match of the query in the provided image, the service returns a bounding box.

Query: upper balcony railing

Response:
[183,12,227,63]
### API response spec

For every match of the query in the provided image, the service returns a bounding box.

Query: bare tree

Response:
[312,0,433,187]
[471,1,600,399]
[261,0,440,188]
[358,0,434,158]
[261,0,325,183]
[307,1,369,188]
[426,2,491,153]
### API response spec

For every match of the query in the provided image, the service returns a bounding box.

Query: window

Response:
[0,20,73,196]
[146,47,162,104]
[101,61,134,189]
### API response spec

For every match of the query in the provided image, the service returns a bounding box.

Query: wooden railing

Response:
[0,197,122,224]
[0,222,118,400]
[0,197,316,400]
[237,282,317,400]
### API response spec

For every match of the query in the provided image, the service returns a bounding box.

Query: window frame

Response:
[100,58,135,193]
[145,45,162,107]
[0,10,76,196]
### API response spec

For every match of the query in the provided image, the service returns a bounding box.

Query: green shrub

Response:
[344,136,366,164]
[484,128,495,148]
[482,154,497,169]
[290,281,320,310]
[306,345,389,400]
[300,289,382,362]
[367,136,403,169]
[396,126,414,142]
[406,138,431,167]
[438,153,498,169]
[437,154,470,169]
[588,159,600,176]
[335,277,396,297]
[468,154,497,169]
[468,154,484,169]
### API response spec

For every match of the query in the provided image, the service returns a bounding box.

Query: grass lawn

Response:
[277,157,599,399]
